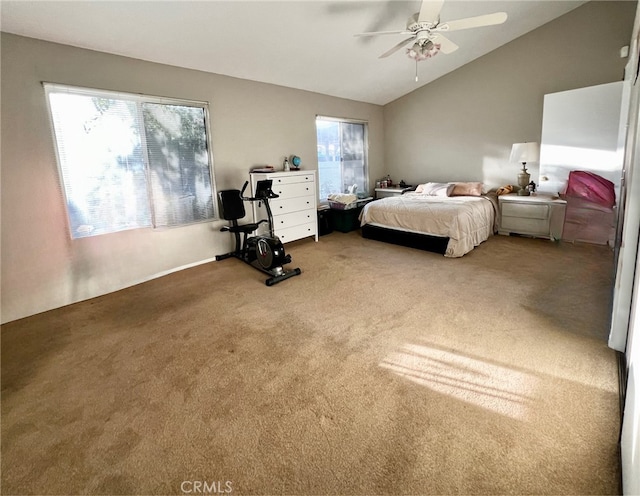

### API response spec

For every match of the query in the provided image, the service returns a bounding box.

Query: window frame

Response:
[315,115,369,203]
[43,82,218,238]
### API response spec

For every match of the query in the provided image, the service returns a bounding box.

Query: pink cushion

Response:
[450,182,483,197]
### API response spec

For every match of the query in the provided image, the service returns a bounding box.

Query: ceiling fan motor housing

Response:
[407,12,439,32]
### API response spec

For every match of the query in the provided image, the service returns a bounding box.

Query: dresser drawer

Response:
[271,174,315,186]
[276,221,317,243]
[501,202,549,220]
[273,209,315,229]
[271,195,314,214]
[272,181,315,199]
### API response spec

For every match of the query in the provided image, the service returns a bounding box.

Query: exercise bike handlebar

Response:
[240,180,280,202]
[240,181,250,198]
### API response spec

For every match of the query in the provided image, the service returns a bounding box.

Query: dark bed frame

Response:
[360,185,450,255]
[361,224,449,255]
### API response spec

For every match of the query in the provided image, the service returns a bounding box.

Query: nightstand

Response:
[374,187,411,199]
[498,193,567,240]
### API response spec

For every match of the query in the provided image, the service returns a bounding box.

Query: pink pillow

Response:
[450,182,483,197]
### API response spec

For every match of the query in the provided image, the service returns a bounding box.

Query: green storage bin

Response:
[330,205,364,233]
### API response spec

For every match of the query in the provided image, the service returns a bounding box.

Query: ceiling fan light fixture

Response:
[406,40,441,61]
[358,0,507,70]
[407,43,421,59]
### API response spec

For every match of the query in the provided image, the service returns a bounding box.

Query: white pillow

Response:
[418,182,454,197]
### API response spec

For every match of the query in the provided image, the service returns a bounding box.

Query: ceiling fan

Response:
[355,0,507,66]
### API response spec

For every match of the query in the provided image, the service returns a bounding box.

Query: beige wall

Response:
[383,1,636,190]
[0,33,384,323]
[3,1,635,323]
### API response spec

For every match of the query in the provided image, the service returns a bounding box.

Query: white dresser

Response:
[250,171,318,243]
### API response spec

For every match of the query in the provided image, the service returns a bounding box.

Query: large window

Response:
[45,83,216,238]
[316,116,368,201]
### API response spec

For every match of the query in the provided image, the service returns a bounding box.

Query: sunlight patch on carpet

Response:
[380,344,538,419]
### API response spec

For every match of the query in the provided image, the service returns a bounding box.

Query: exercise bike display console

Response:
[215,180,301,286]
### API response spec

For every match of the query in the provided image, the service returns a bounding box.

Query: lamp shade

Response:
[509,142,540,164]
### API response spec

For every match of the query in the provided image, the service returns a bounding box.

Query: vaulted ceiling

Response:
[1,1,586,105]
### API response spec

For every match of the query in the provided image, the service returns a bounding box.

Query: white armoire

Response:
[538,81,627,198]
[538,81,629,245]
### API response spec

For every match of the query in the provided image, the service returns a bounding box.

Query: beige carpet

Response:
[1,232,620,495]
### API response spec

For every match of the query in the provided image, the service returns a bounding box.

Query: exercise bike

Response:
[215,179,301,286]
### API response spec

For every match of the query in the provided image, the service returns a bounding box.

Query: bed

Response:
[359,182,500,257]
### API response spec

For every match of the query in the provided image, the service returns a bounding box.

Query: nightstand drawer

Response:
[501,202,549,220]
[501,216,548,234]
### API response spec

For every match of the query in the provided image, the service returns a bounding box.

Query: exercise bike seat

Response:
[220,223,261,234]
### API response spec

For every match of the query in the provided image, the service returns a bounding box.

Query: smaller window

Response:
[316,116,368,201]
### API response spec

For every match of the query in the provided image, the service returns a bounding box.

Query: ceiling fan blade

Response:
[355,30,412,37]
[438,12,508,32]
[418,0,445,24]
[379,37,415,58]
[434,34,459,54]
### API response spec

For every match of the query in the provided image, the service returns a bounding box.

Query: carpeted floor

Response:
[1,232,620,495]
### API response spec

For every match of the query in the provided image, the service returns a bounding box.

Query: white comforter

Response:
[359,193,498,257]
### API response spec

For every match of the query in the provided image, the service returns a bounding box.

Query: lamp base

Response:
[517,164,530,196]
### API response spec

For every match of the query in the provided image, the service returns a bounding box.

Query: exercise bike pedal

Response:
[265,267,302,286]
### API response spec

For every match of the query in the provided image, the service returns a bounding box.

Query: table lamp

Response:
[510,142,540,196]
